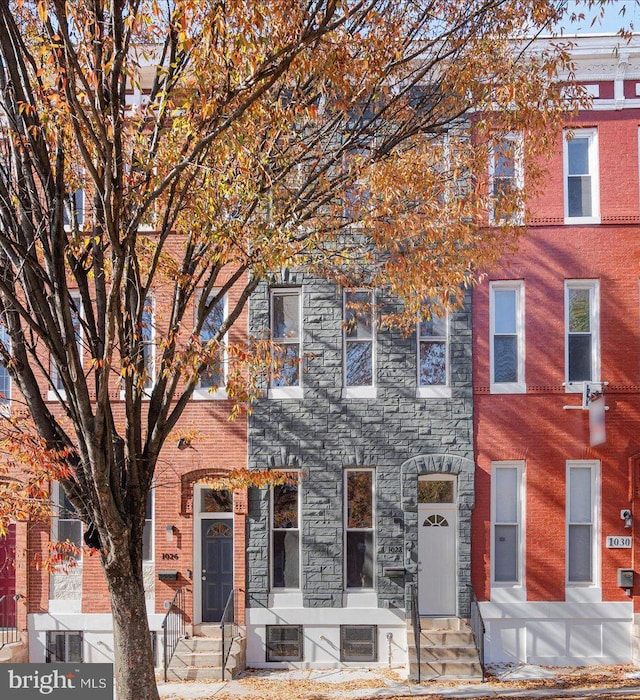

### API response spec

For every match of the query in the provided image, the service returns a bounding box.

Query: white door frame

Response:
[193,484,234,625]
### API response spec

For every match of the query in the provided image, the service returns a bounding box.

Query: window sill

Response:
[565,381,589,394]
[269,591,303,608]
[47,390,66,402]
[564,216,600,225]
[565,585,602,603]
[490,584,526,603]
[268,386,303,400]
[416,386,452,399]
[342,590,377,607]
[192,388,228,400]
[490,383,526,394]
[342,386,377,399]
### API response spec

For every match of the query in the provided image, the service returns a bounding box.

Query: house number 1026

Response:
[162,553,179,560]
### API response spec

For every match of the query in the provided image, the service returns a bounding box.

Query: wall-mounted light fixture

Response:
[177,437,191,450]
[621,509,633,529]
[165,525,175,542]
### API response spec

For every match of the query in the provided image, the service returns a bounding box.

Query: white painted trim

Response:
[416,312,450,393]
[269,287,303,393]
[342,289,375,392]
[270,478,301,592]
[343,468,376,593]
[269,386,304,399]
[416,386,452,399]
[563,128,600,224]
[489,281,526,393]
[193,290,228,399]
[488,132,524,226]
[564,280,600,392]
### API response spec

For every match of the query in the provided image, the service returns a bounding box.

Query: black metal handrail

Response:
[220,588,238,676]
[0,594,21,648]
[409,581,421,682]
[469,586,486,681]
[162,588,185,682]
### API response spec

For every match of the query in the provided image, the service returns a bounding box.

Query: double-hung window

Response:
[63,189,85,230]
[564,129,599,224]
[141,294,155,393]
[343,290,375,398]
[345,469,374,590]
[417,311,450,398]
[490,281,525,393]
[53,483,82,561]
[565,280,599,391]
[269,288,302,398]
[194,292,226,398]
[49,293,82,400]
[0,325,11,405]
[143,491,153,562]
[490,134,523,225]
[271,482,300,589]
[566,461,599,586]
[492,462,524,587]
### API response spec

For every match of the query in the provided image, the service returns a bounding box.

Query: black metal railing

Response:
[469,586,486,681]
[409,581,421,682]
[0,594,21,647]
[162,588,185,682]
[220,588,238,676]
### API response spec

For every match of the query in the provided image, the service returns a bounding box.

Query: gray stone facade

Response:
[247,272,474,617]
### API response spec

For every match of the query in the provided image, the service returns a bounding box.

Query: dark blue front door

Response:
[201,519,233,622]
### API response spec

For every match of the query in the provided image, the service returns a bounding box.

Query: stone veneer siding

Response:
[248,272,474,616]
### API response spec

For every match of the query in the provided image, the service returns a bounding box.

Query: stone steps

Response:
[408,617,483,682]
[166,633,224,681]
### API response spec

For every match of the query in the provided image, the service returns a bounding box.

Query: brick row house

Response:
[2,33,640,676]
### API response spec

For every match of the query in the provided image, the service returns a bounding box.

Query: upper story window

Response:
[565,280,599,392]
[194,292,226,399]
[489,134,523,225]
[141,294,155,393]
[63,189,85,230]
[490,281,525,393]
[269,288,302,399]
[53,483,82,561]
[49,293,83,400]
[563,129,600,224]
[343,289,375,398]
[0,325,11,405]
[143,491,153,562]
[417,311,450,398]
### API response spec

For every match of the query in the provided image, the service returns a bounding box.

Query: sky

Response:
[554,0,640,35]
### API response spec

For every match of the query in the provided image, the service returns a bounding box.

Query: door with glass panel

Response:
[417,475,457,615]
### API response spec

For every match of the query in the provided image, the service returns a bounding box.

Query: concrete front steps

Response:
[408,617,483,682]
[166,624,245,681]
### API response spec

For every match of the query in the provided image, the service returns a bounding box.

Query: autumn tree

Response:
[0,0,596,698]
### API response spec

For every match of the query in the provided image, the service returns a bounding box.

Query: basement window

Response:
[266,625,303,662]
[46,631,83,663]
[340,625,377,662]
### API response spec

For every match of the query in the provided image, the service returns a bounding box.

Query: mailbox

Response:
[617,568,634,589]
[158,570,179,581]
[383,566,405,578]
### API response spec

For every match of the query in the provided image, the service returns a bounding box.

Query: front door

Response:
[417,476,457,616]
[201,519,233,622]
[0,524,16,627]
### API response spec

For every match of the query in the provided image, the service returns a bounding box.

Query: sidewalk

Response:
[157,664,640,699]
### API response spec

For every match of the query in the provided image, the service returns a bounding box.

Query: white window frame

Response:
[489,133,524,225]
[193,291,227,400]
[0,324,11,408]
[269,288,303,399]
[344,468,375,592]
[143,489,154,562]
[270,479,301,591]
[563,128,600,224]
[48,292,83,401]
[564,279,600,393]
[490,281,525,394]
[566,460,600,593]
[52,482,82,563]
[491,461,525,597]
[342,289,376,399]
[63,188,85,231]
[416,311,451,398]
[120,293,155,401]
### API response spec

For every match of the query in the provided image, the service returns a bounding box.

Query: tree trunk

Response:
[106,564,159,700]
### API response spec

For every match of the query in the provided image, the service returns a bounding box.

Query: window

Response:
[269,288,302,398]
[340,625,377,662]
[266,625,303,662]
[50,293,83,398]
[0,325,10,404]
[491,462,524,585]
[194,293,226,398]
[567,461,599,585]
[490,134,523,224]
[271,482,300,589]
[490,281,525,393]
[141,294,155,392]
[564,129,599,223]
[143,491,153,562]
[565,280,599,390]
[53,484,82,561]
[345,469,374,589]
[46,631,83,662]
[343,290,375,397]
[417,311,449,397]
[63,189,85,229]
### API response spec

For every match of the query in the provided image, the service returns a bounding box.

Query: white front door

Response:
[417,476,457,616]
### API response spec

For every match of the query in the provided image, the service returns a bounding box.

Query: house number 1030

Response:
[606,536,632,549]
